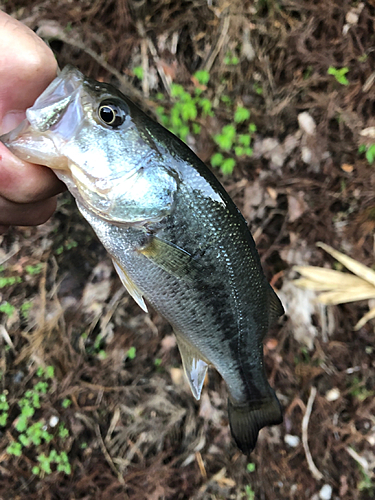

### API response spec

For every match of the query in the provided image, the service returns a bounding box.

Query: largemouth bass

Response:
[1,66,284,454]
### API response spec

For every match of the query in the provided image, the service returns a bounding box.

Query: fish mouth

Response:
[0,66,86,169]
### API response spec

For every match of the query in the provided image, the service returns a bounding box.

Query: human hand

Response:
[0,12,65,235]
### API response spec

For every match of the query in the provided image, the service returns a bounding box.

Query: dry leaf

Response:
[294,242,375,329]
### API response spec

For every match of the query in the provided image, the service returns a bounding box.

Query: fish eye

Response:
[98,100,128,128]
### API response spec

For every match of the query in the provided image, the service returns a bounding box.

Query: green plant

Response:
[5,366,72,476]
[156,71,213,142]
[133,66,144,80]
[244,484,255,500]
[359,143,375,164]
[20,301,33,319]
[61,398,72,409]
[327,66,349,85]
[25,263,44,275]
[212,118,256,175]
[0,275,22,288]
[224,51,239,65]
[358,465,374,494]
[33,450,71,475]
[126,346,136,360]
[55,239,78,255]
[156,72,256,176]
[0,392,9,427]
[349,376,374,402]
[253,83,263,95]
[0,302,15,316]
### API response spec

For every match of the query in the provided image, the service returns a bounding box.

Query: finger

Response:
[0,143,66,204]
[0,12,57,118]
[0,195,58,227]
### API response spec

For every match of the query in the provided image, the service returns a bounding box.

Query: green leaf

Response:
[235,146,245,156]
[0,276,22,288]
[365,144,375,164]
[38,454,52,474]
[327,66,349,85]
[181,102,197,121]
[59,424,69,439]
[221,158,236,175]
[221,124,236,139]
[248,123,257,133]
[234,106,250,123]
[62,398,71,409]
[45,366,55,379]
[127,346,136,360]
[7,441,22,456]
[25,263,43,275]
[220,95,232,105]
[215,124,236,151]
[133,66,144,80]
[179,125,190,140]
[32,466,40,475]
[0,302,15,316]
[238,134,251,147]
[194,70,210,85]
[19,434,30,447]
[192,123,201,135]
[210,153,224,168]
[20,301,32,318]
[16,413,31,432]
[200,98,212,116]
[170,84,185,98]
[247,462,256,472]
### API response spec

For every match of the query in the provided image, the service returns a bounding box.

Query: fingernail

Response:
[0,111,26,135]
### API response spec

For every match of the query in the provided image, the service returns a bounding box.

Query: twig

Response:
[136,21,171,95]
[35,23,144,103]
[0,325,14,352]
[203,15,230,73]
[346,446,369,471]
[302,386,324,481]
[95,423,125,484]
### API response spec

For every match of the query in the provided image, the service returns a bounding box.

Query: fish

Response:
[1,65,284,454]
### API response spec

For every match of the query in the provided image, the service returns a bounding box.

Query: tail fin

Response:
[228,392,282,455]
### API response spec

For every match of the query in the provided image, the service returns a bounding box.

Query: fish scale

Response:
[1,65,284,454]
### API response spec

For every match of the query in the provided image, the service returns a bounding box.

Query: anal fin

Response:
[112,259,148,313]
[175,333,208,400]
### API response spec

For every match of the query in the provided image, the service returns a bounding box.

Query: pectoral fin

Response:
[139,236,194,281]
[175,333,208,400]
[112,259,148,313]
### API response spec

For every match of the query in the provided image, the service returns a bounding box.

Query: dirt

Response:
[0,1,375,499]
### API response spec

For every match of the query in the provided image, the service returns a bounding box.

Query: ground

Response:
[0,1,375,499]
